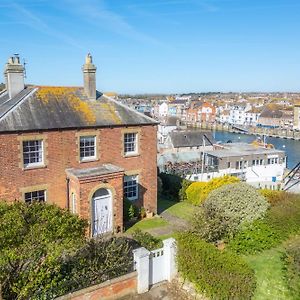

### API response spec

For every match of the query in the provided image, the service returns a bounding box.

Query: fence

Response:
[56,238,177,298]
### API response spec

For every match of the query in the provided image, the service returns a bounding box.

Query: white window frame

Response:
[24,190,46,203]
[22,139,44,168]
[71,192,77,214]
[124,132,138,156]
[79,135,96,161]
[124,175,139,201]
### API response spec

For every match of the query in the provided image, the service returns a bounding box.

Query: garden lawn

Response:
[158,198,198,221]
[244,247,293,300]
[125,217,169,234]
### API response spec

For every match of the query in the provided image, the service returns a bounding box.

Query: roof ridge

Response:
[0,88,37,121]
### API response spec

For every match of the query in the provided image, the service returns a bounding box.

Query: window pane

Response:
[124,133,137,154]
[24,190,46,204]
[80,136,96,159]
[23,140,43,166]
[124,175,138,200]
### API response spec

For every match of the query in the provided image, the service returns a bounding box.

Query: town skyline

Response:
[1,0,300,93]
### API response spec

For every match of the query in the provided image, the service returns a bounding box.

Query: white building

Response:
[189,143,286,189]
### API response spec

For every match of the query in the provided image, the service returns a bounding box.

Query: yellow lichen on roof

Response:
[99,102,122,124]
[36,87,77,103]
[36,86,96,124]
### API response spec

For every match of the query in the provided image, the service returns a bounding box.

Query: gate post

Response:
[163,238,177,282]
[133,247,150,294]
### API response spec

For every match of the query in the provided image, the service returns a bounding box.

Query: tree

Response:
[0,201,87,299]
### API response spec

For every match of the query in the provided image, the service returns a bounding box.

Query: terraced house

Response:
[0,54,157,236]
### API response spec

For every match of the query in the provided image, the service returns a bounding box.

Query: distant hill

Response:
[0,83,5,91]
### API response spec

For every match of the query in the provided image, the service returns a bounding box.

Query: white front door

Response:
[92,189,112,236]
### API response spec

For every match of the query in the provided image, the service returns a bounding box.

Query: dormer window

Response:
[23,140,44,168]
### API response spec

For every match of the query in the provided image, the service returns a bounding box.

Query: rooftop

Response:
[0,86,157,132]
[206,142,285,158]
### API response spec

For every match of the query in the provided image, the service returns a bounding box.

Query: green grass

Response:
[165,201,198,221]
[158,197,198,221]
[244,247,293,300]
[125,217,169,234]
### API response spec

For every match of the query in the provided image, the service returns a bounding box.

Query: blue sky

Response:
[1,0,300,93]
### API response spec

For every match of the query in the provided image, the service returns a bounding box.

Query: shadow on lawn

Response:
[157,194,179,214]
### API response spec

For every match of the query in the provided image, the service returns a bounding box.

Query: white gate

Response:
[149,248,165,285]
[133,238,177,294]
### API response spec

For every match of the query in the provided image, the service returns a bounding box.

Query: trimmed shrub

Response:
[193,183,269,241]
[178,179,192,202]
[228,220,281,254]
[282,237,300,298]
[177,233,256,300]
[132,229,162,250]
[159,173,182,200]
[186,175,240,205]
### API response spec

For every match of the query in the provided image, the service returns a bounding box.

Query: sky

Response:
[0,0,300,94]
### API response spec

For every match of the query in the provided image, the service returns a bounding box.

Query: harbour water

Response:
[213,131,300,169]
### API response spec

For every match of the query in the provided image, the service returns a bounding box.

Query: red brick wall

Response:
[0,125,157,222]
[56,271,137,300]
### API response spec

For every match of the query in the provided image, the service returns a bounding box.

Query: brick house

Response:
[0,54,158,236]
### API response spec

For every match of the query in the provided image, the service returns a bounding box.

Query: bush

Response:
[178,179,192,202]
[282,237,300,298]
[186,175,240,205]
[186,181,207,205]
[0,201,87,299]
[52,237,134,297]
[228,220,281,254]
[193,183,269,241]
[132,229,162,250]
[259,189,289,205]
[265,193,300,240]
[177,233,256,300]
[159,173,182,200]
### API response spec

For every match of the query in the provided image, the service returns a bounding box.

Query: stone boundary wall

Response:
[56,271,137,300]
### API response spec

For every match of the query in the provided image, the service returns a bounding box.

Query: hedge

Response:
[282,237,300,298]
[229,192,300,254]
[228,220,281,254]
[177,233,256,300]
[159,173,183,200]
[265,193,300,240]
[186,175,240,205]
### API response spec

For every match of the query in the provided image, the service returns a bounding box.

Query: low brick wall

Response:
[56,271,137,300]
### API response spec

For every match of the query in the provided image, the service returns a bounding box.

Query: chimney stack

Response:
[4,54,25,98]
[82,53,97,100]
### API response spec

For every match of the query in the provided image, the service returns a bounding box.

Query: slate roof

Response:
[169,131,216,148]
[0,86,157,132]
[260,108,283,119]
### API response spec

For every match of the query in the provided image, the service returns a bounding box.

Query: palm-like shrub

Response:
[192,182,269,241]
